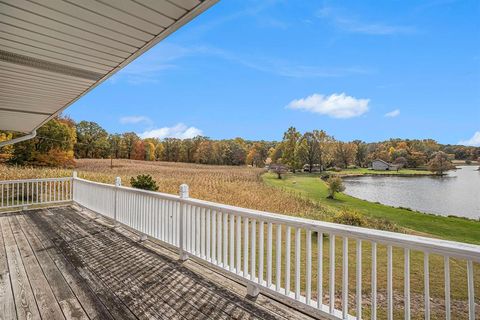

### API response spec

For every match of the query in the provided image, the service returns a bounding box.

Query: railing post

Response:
[113,177,121,228]
[179,184,189,261]
[72,171,81,211]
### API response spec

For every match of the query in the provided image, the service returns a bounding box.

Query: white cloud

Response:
[385,109,400,117]
[139,123,203,140]
[286,93,369,119]
[458,132,480,147]
[119,116,152,125]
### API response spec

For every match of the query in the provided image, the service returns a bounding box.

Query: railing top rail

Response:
[75,177,115,189]
[74,177,181,200]
[118,185,181,200]
[0,177,72,184]
[72,176,480,261]
[183,196,480,262]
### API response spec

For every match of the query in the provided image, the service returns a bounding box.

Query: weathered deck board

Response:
[26,210,139,320]
[0,206,320,320]
[7,216,66,320]
[12,215,89,320]
[0,213,16,320]
[18,214,115,320]
[0,216,41,319]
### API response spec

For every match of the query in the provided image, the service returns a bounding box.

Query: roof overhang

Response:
[0,0,218,134]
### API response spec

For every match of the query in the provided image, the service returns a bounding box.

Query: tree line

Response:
[0,117,478,168]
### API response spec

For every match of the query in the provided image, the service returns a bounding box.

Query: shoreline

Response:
[338,172,436,178]
[263,172,480,244]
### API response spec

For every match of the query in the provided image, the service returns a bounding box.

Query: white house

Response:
[372,159,398,171]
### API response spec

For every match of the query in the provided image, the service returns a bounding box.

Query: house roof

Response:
[0,0,218,133]
[373,159,396,166]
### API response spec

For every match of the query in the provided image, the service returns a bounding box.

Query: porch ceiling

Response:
[0,0,218,133]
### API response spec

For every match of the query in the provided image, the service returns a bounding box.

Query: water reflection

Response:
[342,166,480,219]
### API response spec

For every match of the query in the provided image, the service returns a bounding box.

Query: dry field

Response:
[0,159,336,220]
[1,159,478,319]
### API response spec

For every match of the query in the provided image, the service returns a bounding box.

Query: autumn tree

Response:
[270,163,288,179]
[427,151,454,175]
[282,127,302,172]
[0,132,14,161]
[268,144,284,163]
[246,142,268,167]
[352,140,368,167]
[298,131,320,172]
[122,132,139,159]
[75,121,108,158]
[194,139,213,164]
[108,134,122,159]
[155,142,164,160]
[145,142,155,161]
[131,140,146,160]
[334,142,357,169]
[9,117,76,167]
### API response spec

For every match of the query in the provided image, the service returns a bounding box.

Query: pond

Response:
[342,166,480,219]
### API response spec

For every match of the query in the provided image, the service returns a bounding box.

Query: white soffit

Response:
[0,0,218,133]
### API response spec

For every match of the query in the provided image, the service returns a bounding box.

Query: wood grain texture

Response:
[0,206,319,320]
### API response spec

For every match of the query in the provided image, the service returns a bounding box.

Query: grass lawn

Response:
[263,172,480,245]
[330,167,433,176]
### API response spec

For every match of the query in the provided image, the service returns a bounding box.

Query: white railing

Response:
[0,177,72,209]
[2,174,476,319]
[70,174,479,320]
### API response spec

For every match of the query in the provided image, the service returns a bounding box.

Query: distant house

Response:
[371,159,398,171]
[302,164,323,172]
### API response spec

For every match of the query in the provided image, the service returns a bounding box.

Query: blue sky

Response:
[66,0,480,145]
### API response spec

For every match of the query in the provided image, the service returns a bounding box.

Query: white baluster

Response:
[444,256,450,320]
[424,253,430,320]
[286,226,291,295]
[467,260,475,320]
[387,245,393,320]
[250,219,256,281]
[295,227,301,300]
[276,224,282,292]
[259,221,265,285]
[371,242,377,320]
[267,222,273,287]
[243,217,249,277]
[330,234,335,313]
[404,248,410,320]
[306,229,312,304]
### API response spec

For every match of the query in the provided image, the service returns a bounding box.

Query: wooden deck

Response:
[0,206,318,320]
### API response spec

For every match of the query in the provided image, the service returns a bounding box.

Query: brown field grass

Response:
[1,159,478,319]
[1,159,337,220]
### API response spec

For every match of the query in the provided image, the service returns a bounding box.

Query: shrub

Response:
[332,208,403,232]
[130,174,158,191]
[370,218,402,232]
[333,208,366,226]
[326,176,345,199]
[320,171,332,181]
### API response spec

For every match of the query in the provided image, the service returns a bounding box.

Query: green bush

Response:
[326,176,345,199]
[130,174,158,191]
[320,171,332,181]
[369,218,402,232]
[333,208,366,226]
[332,208,403,232]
